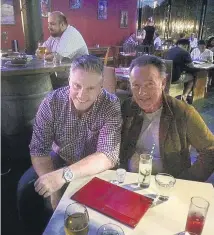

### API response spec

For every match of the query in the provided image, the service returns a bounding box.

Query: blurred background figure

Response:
[189,33,198,50]
[123,33,137,53]
[191,39,213,62]
[143,18,155,46]
[179,32,186,40]
[153,32,162,49]
[207,36,214,52]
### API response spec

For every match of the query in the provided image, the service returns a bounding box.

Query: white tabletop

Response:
[43,170,214,235]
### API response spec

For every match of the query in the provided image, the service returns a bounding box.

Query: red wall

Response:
[1,0,137,50]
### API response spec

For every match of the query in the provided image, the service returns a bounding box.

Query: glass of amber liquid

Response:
[64,203,89,235]
[184,197,210,235]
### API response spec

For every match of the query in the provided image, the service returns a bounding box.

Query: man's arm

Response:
[178,106,214,181]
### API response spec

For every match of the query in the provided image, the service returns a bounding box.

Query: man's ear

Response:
[162,77,167,90]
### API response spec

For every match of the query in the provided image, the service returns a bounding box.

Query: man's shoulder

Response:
[100,89,120,108]
[165,95,196,117]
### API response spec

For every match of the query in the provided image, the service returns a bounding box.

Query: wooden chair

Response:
[103,66,117,94]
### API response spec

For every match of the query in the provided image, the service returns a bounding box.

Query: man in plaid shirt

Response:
[17,55,122,234]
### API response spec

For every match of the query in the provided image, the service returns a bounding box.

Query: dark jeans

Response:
[17,167,53,235]
[17,152,66,235]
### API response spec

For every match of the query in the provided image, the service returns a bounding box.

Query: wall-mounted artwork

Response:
[41,0,51,17]
[70,0,82,9]
[120,11,128,28]
[98,0,107,20]
[1,0,15,25]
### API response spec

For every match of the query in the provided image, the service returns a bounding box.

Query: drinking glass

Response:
[138,153,153,188]
[64,203,89,235]
[179,232,198,235]
[184,197,210,235]
[97,223,124,235]
[53,52,62,66]
[116,168,126,184]
[155,173,176,200]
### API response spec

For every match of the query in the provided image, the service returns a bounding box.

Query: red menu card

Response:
[71,177,152,228]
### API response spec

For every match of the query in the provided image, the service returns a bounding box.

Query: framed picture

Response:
[70,0,82,9]
[1,0,15,25]
[98,0,107,20]
[120,11,128,28]
[41,0,51,17]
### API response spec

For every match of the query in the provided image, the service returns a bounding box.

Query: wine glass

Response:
[64,203,89,235]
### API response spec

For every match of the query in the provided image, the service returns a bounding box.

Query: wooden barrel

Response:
[1,73,53,136]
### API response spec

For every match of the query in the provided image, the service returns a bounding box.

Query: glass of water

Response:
[97,223,124,235]
[116,168,126,184]
[155,173,176,200]
[138,153,153,188]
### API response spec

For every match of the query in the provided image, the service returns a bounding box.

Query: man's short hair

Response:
[176,39,190,46]
[129,55,166,78]
[70,55,104,76]
[198,40,206,45]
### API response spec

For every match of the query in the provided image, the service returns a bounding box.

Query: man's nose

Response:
[78,89,88,100]
[138,87,147,96]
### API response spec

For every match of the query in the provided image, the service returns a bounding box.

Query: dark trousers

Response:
[17,167,53,235]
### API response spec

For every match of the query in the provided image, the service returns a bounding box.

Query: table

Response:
[43,170,214,235]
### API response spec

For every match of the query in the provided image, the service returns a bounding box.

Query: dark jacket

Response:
[120,94,214,182]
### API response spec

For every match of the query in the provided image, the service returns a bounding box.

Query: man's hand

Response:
[34,168,65,198]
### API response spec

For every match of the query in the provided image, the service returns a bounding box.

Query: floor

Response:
[1,89,214,235]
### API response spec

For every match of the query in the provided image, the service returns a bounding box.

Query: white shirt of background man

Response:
[191,48,213,62]
[43,25,88,59]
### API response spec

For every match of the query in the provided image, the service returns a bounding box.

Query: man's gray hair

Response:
[70,55,104,75]
[129,55,167,78]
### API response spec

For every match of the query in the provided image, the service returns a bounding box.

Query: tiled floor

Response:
[1,90,214,235]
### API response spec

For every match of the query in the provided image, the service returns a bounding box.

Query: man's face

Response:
[198,44,206,52]
[130,65,165,113]
[69,69,103,113]
[48,15,64,37]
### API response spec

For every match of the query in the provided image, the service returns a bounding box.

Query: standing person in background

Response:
[143,18,155,45]
[36,11,88,61]
[191,40,213,63]
[189,33,198,50]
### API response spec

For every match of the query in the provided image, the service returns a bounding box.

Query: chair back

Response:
[103,66,117,94]
[136,45,154,56]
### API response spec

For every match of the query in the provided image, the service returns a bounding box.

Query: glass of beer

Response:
[184,197,210,235]
[38,42,46,56]
[64,203,89,235]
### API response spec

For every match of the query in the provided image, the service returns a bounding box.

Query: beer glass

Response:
[184,197,210,235]
[64,203,89,235]
[38,42,46,57]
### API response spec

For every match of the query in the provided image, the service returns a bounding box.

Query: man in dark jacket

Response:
[120,55,214,182]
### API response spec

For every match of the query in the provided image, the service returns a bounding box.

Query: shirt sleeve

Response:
[42,37,53,52]
[29,94,55,157]
[184,51,192,64]
[96,98,122,166]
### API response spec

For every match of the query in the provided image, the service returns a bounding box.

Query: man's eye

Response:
[73,83,80,89]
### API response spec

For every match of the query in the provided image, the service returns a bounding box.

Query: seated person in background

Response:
[191,40,213,63]
[123,33,138,53]
[36,11,88,61]
[189,33,198,50]
[179,32,186,39]
[153,32,162,49]
[165,39,195,102]
[17,55,122,234]
[207,36,214,52]
[120,55,214,182]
